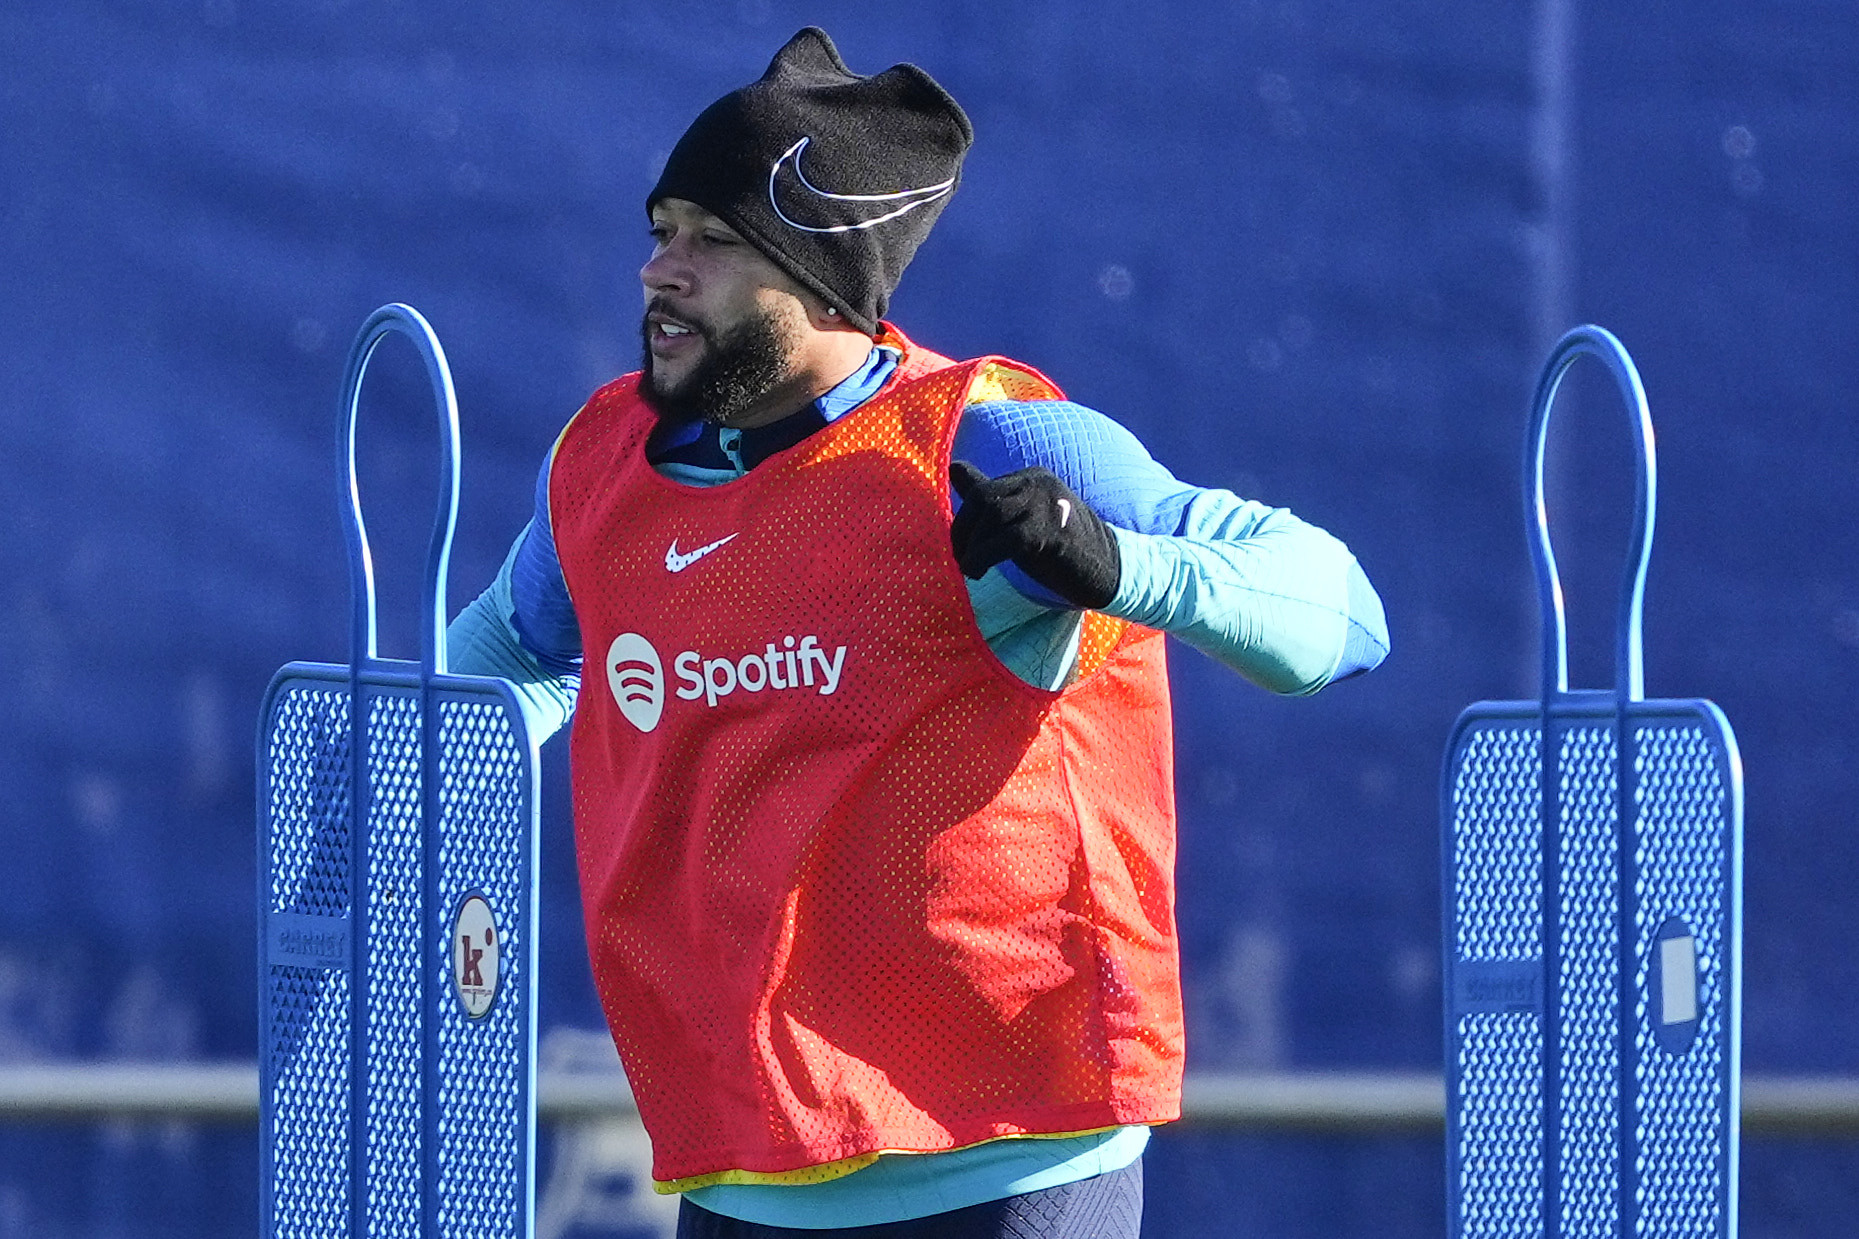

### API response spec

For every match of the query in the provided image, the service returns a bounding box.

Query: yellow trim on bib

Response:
[654,1152,881,1194]
[967,361,1061,405]
[652,1126,1128,1194]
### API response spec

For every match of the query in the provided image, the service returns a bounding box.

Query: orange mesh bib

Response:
[549,327,1182,1185]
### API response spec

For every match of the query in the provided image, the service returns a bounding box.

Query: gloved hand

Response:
[948,461,1122,609]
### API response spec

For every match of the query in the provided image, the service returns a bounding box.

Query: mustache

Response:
[642,298,713,341]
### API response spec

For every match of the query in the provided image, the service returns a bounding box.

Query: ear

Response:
[802,296,865,335]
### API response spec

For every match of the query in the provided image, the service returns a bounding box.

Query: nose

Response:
[640,242,688,299]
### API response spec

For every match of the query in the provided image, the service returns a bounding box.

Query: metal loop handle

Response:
[336,303,462,678]
[1527,324,1657,703]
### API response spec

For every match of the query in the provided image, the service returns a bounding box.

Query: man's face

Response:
[639,198,808,425]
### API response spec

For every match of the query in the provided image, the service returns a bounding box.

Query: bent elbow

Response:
[1317,559,1390,688]
[1279,559,1391,696]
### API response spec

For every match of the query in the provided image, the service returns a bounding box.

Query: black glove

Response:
[948,461,1121,609]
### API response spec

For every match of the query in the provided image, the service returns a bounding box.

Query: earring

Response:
[826,306,839,317]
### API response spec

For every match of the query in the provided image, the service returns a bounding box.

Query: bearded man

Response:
[449,27,1388,1239]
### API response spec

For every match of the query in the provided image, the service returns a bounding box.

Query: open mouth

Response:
[646,307,706,353]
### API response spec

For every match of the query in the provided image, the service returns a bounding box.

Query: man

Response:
[449,27,1388,1238]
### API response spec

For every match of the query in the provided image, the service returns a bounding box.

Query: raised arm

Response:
[951,398,1388,695]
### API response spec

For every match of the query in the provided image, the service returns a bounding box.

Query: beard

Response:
[639,300,800,425]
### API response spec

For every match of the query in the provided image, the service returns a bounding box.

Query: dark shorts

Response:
[675,1159,1144,1239]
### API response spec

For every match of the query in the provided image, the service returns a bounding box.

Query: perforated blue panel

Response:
[1455,1011,1542,1237]
[1448,719,1547,1237]
[1442,699,1741,1239]
[263,683,353,1239]
[1554,725,1620,1239]
[364,691,422,1239]
[1632,724,1736,1238]
[1450,726,1540,963]
[268,965,353,1239]
[433,695,534,1236]
[259,665,539,1239]
[266,685,353,918]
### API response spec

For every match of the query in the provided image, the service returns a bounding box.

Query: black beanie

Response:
[647,28,974,335]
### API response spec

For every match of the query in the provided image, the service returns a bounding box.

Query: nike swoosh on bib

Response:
[665,533,739,574]
[766,136,956,235]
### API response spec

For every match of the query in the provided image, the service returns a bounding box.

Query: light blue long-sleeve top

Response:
[446,345,1388,1228]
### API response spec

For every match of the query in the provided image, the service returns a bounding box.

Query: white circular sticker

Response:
[452,894,500,1019]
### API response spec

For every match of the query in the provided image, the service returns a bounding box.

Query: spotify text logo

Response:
[604,631,849,733]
